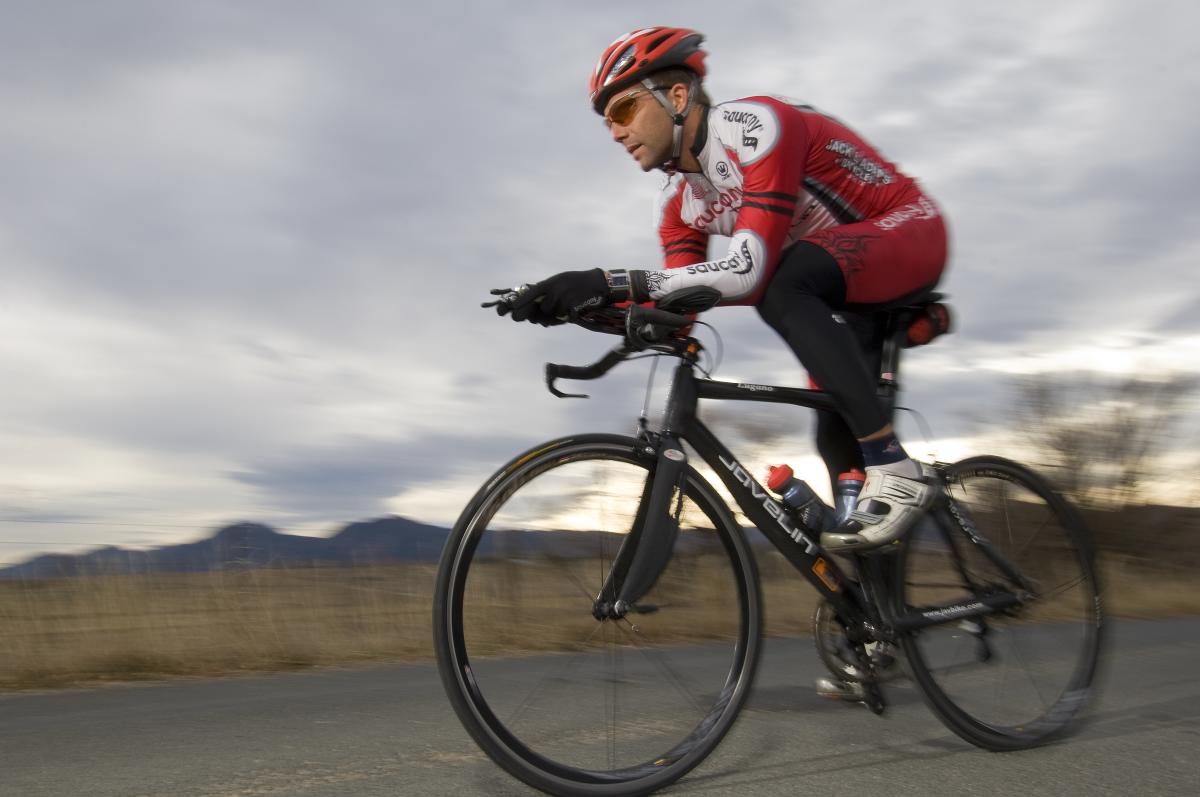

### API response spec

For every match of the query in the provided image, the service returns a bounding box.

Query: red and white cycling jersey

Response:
[646,95,941,304]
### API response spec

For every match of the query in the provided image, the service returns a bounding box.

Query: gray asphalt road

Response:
[1,618,1197,797]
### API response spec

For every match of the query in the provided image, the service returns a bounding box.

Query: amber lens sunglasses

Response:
[604,88,662,128]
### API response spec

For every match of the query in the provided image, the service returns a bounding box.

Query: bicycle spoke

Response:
[998,631,1012,712]
[1005,628,1053,711]
[540,547,602,603]
[1011,510,1055,561]
[616,619,708,715]
[505,620,607,728]
[607,623,617,771]
[1035,573,1086,602]
[1001,478,1016,551]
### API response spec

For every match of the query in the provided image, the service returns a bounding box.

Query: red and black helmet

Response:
[588,27,707,115]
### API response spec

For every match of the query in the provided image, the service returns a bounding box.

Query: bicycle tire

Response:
[433,434,762,796]
[894,455,1104,750]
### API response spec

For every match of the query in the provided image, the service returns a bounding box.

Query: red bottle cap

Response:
[837,469,866,483]
[766,464,793,492]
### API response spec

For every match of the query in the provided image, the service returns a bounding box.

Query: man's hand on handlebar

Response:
[483,268,612,326]
[483,280,719,350]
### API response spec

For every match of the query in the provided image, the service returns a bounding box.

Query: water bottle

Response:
[835,469,866,524]
[904,302,952,347]
[766,464,832,531]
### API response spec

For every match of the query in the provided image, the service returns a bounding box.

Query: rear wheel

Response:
[895,456,1103,750]
[433,434,761,796]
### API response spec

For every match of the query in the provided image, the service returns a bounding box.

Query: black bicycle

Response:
[433,288,1104,797]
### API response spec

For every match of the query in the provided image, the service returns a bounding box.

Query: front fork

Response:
[593,432,688,619]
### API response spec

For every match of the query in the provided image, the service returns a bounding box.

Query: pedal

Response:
[815,677,866,702]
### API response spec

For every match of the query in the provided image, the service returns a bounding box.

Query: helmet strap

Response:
[643,76,698,171]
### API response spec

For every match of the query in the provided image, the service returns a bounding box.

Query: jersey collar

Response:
[689,104,711,161]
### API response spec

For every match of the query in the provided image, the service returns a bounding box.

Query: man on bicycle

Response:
[500,26,948,554]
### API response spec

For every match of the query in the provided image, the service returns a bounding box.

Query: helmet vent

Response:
[606,44,637,82]
[645,33,672,53]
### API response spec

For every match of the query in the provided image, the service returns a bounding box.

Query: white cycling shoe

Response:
[821,461,937,552]
[815,677,866,702]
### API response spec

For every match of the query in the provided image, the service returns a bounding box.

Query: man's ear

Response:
[669,82,691,115]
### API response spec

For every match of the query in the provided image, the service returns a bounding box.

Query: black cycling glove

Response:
[509,268,609,323]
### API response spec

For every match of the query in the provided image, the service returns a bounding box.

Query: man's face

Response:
[604,88,672,172]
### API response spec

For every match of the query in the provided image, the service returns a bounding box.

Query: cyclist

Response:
[498,26,948,554]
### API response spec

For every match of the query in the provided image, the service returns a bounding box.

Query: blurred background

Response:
[1,1,1197,685]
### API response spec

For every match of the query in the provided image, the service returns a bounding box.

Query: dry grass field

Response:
[0,564,436,689]
[0,547,1194,691]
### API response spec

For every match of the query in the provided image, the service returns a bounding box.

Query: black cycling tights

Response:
[756,242,891,490]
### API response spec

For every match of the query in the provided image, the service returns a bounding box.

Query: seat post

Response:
[872,292,948,420]
[876,313,907,410]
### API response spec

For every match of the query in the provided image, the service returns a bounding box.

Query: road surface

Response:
[1,619,1196,796]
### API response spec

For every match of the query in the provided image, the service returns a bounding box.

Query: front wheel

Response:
[433,434,762,796]
[895,456,1104,750]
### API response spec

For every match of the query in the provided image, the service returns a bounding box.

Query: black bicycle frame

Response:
[610,354,874,629]
[607,351,1026,637]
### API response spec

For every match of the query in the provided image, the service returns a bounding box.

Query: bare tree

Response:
[1010,371,1198,510]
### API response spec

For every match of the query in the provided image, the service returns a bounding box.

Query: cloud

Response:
[1160,299,1200,333]
[229,430,533,522]
[2,2,1199,563]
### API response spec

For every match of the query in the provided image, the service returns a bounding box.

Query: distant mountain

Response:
[0,516,452,580]
[330,517,450,562]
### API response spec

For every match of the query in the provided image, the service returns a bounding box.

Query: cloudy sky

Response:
[1,1,1197,564]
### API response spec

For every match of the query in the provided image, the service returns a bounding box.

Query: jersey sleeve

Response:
[655,174,708,269]
[638,99,807,305]
[727,97,805,286]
